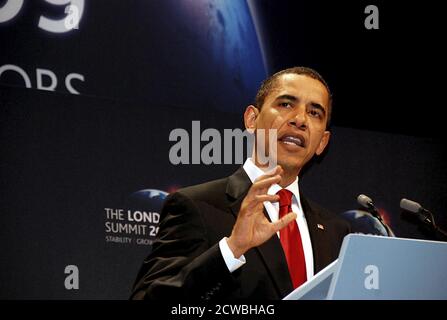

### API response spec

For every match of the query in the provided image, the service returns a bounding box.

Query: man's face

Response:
[246,73,331,174]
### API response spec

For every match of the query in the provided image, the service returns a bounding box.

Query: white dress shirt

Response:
[219,158,314,280]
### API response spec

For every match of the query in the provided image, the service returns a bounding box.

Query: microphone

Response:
[400,198,433,225]
[357,194,382,221]
[400,198,447,241]
[357,194,395,236]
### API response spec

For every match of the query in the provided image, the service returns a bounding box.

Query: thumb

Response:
[272,212,297,232]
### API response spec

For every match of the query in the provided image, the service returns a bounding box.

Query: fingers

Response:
[272,212,297,232]
[240,165,283,217]
[243,193,279,217]
[253,165,283,183]
[264,164,283,176]
[251,169,283,192]
[254,194,280,203]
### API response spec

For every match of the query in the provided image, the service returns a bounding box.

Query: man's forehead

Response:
[268,74,329,106]
[277,73,327,92]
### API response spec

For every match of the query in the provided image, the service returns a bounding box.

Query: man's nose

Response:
[288,106,307,129]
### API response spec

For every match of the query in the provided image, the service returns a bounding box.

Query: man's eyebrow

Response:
[275,94,298,102]
[275,94,327,115]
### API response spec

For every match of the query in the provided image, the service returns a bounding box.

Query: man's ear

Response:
[244,105,259,133]
[315,131,331,156]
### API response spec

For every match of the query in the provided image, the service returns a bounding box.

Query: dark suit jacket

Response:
[131,167,351,300]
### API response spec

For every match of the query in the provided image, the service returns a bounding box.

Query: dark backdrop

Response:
[1,0,445,299]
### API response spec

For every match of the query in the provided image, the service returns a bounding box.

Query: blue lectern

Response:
[284,234,447,300]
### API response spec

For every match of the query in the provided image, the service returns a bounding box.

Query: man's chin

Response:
[277,159,303,174]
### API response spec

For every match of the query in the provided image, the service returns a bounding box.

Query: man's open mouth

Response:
[278,134,306,148]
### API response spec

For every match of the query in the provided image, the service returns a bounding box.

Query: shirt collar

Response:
[242,158,301,203]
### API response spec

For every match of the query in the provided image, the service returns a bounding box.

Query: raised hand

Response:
[227,165,297,258]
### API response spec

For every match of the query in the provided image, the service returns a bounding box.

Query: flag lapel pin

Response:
[317,224,325,230]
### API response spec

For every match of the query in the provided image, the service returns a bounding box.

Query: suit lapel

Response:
[300,194,327,273]
[254,224,294,297]
[226,167,293,297]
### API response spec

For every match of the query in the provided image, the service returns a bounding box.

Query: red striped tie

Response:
[277,189,307,288]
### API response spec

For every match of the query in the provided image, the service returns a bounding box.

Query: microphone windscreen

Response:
[400,198,421,213]
[357,194,373,208]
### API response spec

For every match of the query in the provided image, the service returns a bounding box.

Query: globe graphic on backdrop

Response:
[126,189,169,212]
[340,210,391,236]
[136,0,268,113]
[0,0,269,114]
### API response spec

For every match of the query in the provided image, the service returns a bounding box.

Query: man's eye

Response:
[279,102,291,108]
[309,109,322,118]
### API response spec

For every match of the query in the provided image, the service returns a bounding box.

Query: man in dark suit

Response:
[131,67,351,300]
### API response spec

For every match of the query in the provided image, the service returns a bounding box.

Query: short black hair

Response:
[254,66,333,128]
